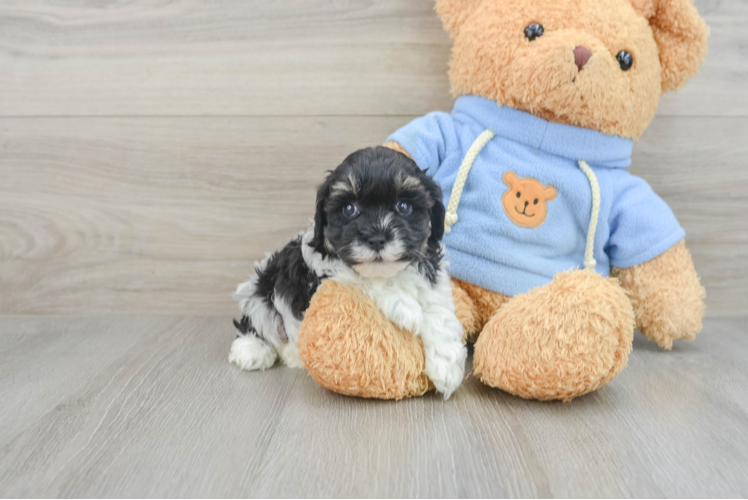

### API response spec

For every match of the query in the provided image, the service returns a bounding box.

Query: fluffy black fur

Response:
[233,235,322,338]
[311,147,445,276]
[235,146,445,338]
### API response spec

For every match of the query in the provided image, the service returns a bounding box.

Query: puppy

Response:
[230,147,467,399]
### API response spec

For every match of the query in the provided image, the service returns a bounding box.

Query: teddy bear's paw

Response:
[229,336,277,371]
[423,341,468,400]
[297,280,432,400]
[474,269,634,402]
[613,240,706,350]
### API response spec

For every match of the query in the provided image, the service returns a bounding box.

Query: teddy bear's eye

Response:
[516,192,522,198]
[534,199,539,205]
[524,23,544,42]
[616,50,634,71]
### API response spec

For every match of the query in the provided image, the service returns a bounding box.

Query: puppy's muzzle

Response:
[367,234,387,252]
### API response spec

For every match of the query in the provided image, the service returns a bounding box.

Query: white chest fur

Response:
[330,265,444,336]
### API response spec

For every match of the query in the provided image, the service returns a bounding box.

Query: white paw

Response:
[279,343,304,369]
[229,336,277,371]
[423,341,467,400]
[386,301,424,334]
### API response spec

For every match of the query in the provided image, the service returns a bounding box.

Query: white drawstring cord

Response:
[578,160,601,270]
[444,129,495,233]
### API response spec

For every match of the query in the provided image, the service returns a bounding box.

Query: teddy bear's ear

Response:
[435,0,483,38]
[630,0,709,92]
[503,171,518,188]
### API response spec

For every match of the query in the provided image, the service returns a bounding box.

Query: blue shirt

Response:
[387,95,685,297]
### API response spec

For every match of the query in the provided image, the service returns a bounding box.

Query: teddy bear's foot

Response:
[473,269,635,402]
[297,280,432,400]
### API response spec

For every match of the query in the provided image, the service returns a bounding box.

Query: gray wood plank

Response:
[0,0,743,118]
[1,116,746,316]
[0,316,746,498]
[0,116,407,315]
[0,316,304,498]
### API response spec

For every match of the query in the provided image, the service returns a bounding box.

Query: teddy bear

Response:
[297,0,708,401]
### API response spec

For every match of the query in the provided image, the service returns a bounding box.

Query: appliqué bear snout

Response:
[502,172,557,229]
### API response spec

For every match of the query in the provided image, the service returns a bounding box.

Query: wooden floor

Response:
[0,316,746,498]
[2,0,748,498]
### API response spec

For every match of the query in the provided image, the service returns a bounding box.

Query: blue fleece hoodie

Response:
[387,95,684,297]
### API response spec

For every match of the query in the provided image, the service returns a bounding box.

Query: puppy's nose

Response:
[574,45,592,71]
[367,234,387,251]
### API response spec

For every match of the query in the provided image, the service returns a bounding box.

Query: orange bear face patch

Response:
[501,172,557,229]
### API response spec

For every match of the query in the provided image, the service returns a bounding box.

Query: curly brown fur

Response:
[473,269,635,402]
[613,240,705,349]
[451,278,510,343]
[297,280,433,400]
[435,0,708,138]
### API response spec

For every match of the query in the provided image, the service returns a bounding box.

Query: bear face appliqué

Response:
[502,172,557,229]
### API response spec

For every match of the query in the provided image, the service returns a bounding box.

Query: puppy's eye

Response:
[516,192,522,198]
[342,203,359,218]
[616,50,634,71]
[524,23,544,42]
[395,201,413,216]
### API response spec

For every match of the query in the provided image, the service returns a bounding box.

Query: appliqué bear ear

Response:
[435,0,483,38]
[629,0,709,92]
[502,171,519,188]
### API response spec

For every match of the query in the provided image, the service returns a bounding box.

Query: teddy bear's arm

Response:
[612,240,705,349]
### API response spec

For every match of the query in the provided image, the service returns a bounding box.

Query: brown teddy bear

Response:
[298,0,708,401]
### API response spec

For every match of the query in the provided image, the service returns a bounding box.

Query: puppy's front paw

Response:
[279,342,304,369]
[423,341,467,400]
[388,303,423,334]
[229,336,277,371]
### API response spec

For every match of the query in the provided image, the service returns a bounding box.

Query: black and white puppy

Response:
[230,147,466,399]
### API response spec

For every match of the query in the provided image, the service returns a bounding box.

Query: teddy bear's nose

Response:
[574,46,593,71]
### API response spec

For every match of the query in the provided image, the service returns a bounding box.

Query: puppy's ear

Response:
[310,174,333,254]
[430,197,446,244]
[422,175,446,244]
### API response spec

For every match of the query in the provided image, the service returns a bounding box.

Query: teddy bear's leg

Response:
[473,269,635,402]
[451,278,510,343]
[612,240,706,350]
[297,280,432,400]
